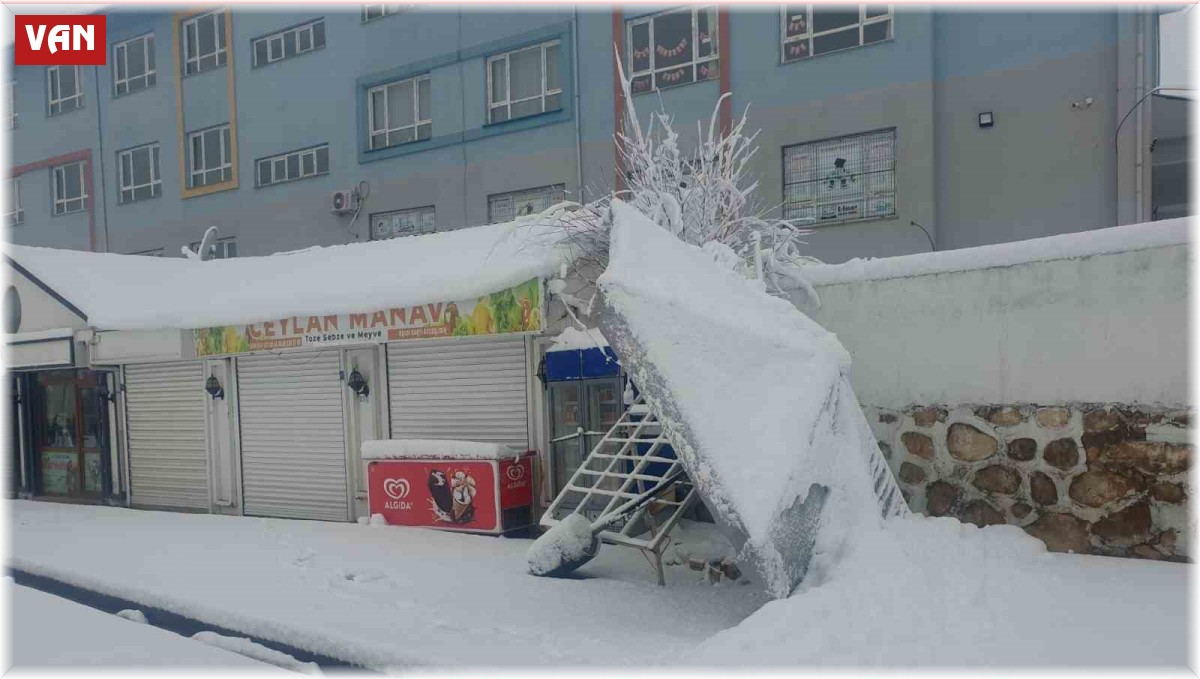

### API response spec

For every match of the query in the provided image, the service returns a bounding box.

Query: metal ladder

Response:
[541,394,698,585]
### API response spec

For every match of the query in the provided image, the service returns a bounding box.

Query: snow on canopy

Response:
[5,217,575,331]
[597,199,905,598]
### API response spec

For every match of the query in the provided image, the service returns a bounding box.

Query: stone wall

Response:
[868,403,1192,561]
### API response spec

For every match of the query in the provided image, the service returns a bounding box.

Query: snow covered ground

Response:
[6,579,290,672]
[7,500,761,670]
[6,500,1191,670]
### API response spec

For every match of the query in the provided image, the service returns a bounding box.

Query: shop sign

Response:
[194,278,542,357]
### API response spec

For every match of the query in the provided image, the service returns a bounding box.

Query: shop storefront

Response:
[4,221,582,523]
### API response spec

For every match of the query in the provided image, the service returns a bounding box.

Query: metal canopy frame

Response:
[541,393,698,585]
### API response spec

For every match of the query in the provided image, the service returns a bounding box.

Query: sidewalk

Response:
[7,500,762,670]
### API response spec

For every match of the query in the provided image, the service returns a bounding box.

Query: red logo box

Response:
[14,15,106,66]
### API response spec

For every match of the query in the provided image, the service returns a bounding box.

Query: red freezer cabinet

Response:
[367,452,535,534]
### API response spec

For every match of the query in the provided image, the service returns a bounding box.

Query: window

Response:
[188,124,232,188]
[257,144,329,187]
[7,178,24,225]
[117,143,161,204]
[362,5,408,22]
[370,206,436,240]
[367,75,431,150]
[52,161,89,215]
[190,237,237,259]
[253,19,325,67]
[781,5,892,63]
[47,65,83,115]
[487,184,565,223]
[487,40,562,124]
[182,10,227,76]
[8,81,16,128]
[626,7,718,95]
[783,129,896,226]
[113,33,156,96]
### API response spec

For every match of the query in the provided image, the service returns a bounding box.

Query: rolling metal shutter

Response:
[237,351,350,522]
[388,336,529,449]
[125,361,209,510]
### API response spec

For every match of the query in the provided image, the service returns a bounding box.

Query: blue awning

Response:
[543,345,620,382]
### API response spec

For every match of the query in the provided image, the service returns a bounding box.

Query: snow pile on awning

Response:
[548,326,609,351]
[361,439,524,461]
[6,217,576,331]
[597,200,906,598]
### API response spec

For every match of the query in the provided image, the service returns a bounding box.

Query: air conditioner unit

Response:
[331,189,359,215]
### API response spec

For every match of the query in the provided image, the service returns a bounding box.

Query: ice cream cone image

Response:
[450,471,477,524]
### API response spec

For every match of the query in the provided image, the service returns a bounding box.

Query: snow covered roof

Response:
[5,218,575,331]
[801,216,1192,286]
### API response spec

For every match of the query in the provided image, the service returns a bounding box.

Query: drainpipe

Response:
[92,65,110,252]
[573,6,584,203]
[1134,7,1146,222]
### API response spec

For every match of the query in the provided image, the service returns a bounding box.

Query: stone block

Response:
[1035,407,1071,429]
[947,423,998,461]
[902,432,935,460]
[1043,438,1080,471]
[1024,513,1092,554]
[1069,470,1134,508]
[972,465,1021,495]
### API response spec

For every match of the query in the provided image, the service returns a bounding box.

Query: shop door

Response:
[6,375,20,497]
[204,358,241,514]
[549,377,622,496]
[237,350,350,522]
[343,347,385,520]
[125,362,210,510]
[387,336,529,449]
[32,370,106,499]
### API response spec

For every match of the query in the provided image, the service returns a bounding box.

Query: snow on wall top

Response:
[801,217,1192,286]
[598,200,852,546]
[5,218,574,331]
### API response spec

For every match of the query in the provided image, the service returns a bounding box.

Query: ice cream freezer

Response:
[365,440,536,534]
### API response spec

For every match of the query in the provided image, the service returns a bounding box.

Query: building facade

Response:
[4,5,1184,264]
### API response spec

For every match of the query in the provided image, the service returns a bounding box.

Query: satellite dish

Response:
[183,226,220,261]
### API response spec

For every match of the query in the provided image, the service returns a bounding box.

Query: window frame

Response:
[369,205,437,240]
[8,81,17,129]
[190,236,238,259]
[117,142,162,205]
[51,161,89,216]
[486,39,563,125]
[625,7,719,95]
[486,184,566,224]
[46,65,83,116]
[361,5,407,23]
[182,10,228,76]
[780,5,894,64]
[7,177,24,225]
[256,143,330,187]
[366,74,432,151]
[252,18,326,68]
[112,32,156,97]
[781,127,897,227]
[187,124,233,189]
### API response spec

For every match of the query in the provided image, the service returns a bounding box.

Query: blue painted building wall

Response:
[5,5,1167,263]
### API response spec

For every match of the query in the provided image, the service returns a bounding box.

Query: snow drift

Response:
[597,200,907,599]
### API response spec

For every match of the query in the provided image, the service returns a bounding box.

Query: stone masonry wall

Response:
[867,404,1192,561]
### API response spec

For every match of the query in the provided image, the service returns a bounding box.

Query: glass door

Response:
[549,377,624,498]
[34,370,105,498]
[549,382,583,495]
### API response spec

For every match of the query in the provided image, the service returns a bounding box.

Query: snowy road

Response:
[7,500,1191,670]
[6,579,292,672]
[7,500,763,670]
